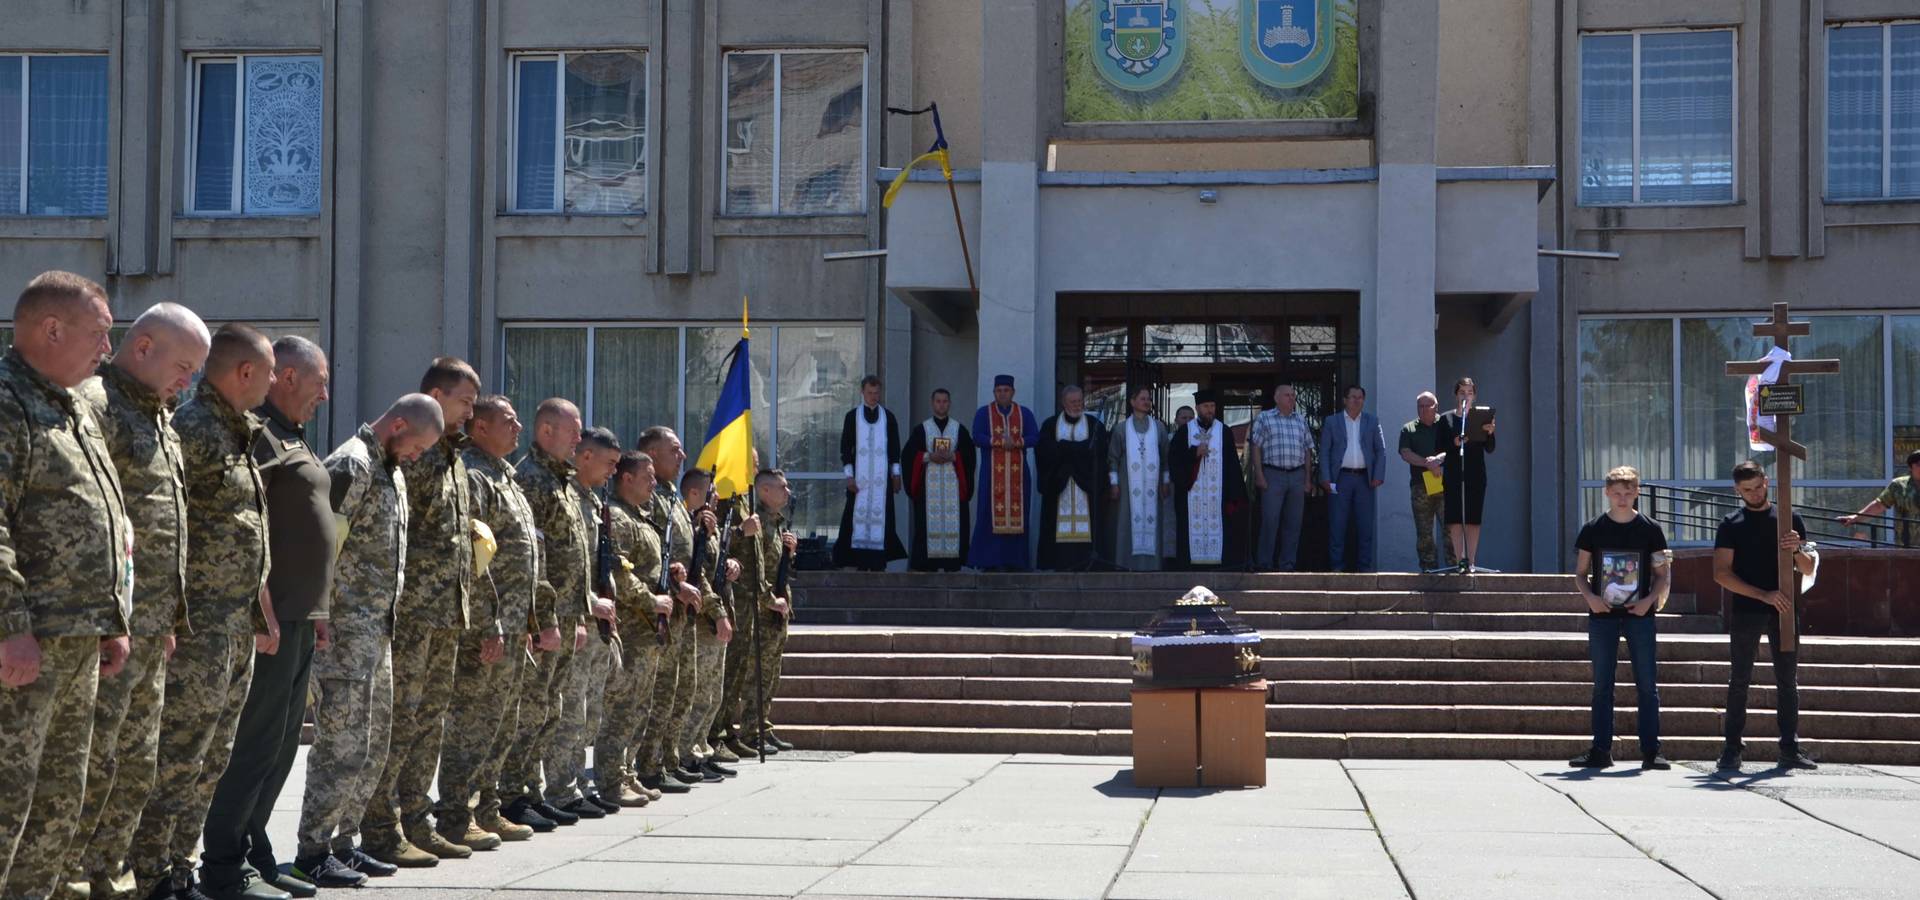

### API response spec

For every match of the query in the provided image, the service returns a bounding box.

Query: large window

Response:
[1827,22,1920,201]
[0,54,109,216]
[722,49,865,215]
[1580,314,1903,541]
[188,55,324,216]
[1578,30,1736,206]
[510,51,648,214]
[502,323,862,539]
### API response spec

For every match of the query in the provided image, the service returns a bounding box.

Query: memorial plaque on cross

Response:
[1724,302,1840,652]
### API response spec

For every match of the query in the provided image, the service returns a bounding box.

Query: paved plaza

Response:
[250,750,1920,899]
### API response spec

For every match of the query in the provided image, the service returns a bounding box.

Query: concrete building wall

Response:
[1435,0,1531,168]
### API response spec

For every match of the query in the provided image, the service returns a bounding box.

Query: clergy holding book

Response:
[831,375,906,571]
[969,375,1039,571]
[1036,385,1110,571]
[902,388,977,572]
[1168,389,1249,570]
[1107,385,1172,571]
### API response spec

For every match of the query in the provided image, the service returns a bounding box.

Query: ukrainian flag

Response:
[695,301,754,499]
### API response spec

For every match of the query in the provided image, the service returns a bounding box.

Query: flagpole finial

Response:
[742,294,750,338]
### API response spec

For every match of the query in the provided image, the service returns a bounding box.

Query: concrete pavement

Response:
[247,751,1920,898]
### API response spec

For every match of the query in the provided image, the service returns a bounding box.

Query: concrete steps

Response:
[770,627,1920,764]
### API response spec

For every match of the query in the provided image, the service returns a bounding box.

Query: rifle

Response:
[709,504,739,635]
[653,500,673,646]
[594,498,623,670]
[758,531,792,763]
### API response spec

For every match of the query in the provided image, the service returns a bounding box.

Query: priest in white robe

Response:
[1168,389,1249,570]
[1106,385,1171,571]
[902,387,976,571]
[1036,385,1109,571]
[832,375,906,570]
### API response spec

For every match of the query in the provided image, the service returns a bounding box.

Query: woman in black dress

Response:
[1437,377,1496,572]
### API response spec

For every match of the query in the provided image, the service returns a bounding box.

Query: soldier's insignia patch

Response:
[1093,0,1186,92]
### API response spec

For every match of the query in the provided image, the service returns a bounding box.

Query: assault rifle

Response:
[594,499,622,669]
[756,531,793,763]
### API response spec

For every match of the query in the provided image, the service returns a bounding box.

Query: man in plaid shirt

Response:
[1248,385,1316,571]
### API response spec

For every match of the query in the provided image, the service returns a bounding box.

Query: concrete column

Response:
[1366,0,1440,573]
[975,0,1042,408]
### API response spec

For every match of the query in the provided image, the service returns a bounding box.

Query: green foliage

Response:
[1064,0,1360,123]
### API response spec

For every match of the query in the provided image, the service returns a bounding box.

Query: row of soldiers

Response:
[0,271,798,900]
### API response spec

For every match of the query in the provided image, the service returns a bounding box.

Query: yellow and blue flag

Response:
[695,300,754,499]
[882,102,952,209]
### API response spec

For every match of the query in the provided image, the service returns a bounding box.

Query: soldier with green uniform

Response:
[437,395,542,842]
[360,358,480,866]
[289,395,442,889]
[729,469,798,755]
[596,451,676,806]
[635,426,701,795]
[544,427,621,819]
[1839,449,1920,548]
[0,272,133,897]
[501,399,592,829]
[130,324,278,900]
[675,470,740,781]
[58,303,207,900]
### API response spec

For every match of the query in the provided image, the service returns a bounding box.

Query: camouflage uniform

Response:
[726,504,792,745]
[546,482,609,804]
[594,496,666,790]
[363,433,472,849]
[500,446,590,806]
[677,498,738,761]
[440,446,539,834]
[61,364,189,896]
[0,351,133,895]
[637,481,702,777]
[131,380,270,894]
[297,426,408,859]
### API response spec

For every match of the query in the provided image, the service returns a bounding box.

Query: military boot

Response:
[723,736,759,759]
[437,821,502,852]
[475,809,535,842]
[613,780,651,807]
[406,825,476,860]
[709,743,742,764]
[360,832,440,869]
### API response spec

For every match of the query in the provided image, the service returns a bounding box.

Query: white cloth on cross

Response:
[1748,346,1793,451]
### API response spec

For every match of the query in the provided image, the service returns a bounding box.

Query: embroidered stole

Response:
[1185,419,1225,565]
[989,404,1025,535]
[851,408,889,550]
[1054,416,1091,544]
[922,417,962,558]
[1126,416,1162,557]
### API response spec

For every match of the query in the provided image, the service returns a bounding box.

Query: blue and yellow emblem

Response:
[1093,0,1185,92]
[1240,0,1335,89]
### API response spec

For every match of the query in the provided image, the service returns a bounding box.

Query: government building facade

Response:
[2,0,1916,571]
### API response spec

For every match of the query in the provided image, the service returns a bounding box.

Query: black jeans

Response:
[201,620,316,881]
[1725,609,1799,752]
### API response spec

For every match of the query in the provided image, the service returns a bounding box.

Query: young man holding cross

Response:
[1712,461,1819,773]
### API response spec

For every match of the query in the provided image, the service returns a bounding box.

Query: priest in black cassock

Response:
[1036,385,1110,571]
[902,387,976,571]
[1168,389,1249,569]
[832,374,907,570]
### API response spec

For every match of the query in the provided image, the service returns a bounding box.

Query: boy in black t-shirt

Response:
[1571,466,1670,770]
[1713,460,1819,772]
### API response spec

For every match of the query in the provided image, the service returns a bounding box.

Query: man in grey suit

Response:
[1319,385,1388,572]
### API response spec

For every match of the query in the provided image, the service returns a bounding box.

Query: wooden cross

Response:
[1724,301,1840,651]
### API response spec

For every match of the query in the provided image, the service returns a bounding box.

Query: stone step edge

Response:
[772,697,1920,720]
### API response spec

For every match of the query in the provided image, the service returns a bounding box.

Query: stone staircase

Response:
[775,572,1920,764]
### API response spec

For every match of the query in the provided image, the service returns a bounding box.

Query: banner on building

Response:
[1065,0,1358,123]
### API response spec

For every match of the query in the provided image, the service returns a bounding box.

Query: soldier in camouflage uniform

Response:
[0,273,133,896]
[129,324,276,899]
[730,469,798,752]
[596,451,675,806]
[634,426,704,794]
[57,304,206,900]
[362,358,481,867]
[675,470,740,780]
[290,395,441,888]
[437,396,541,843]
[501,399,592,828]
[545,428,621,818]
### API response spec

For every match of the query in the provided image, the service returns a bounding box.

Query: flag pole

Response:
[933,104,977,301]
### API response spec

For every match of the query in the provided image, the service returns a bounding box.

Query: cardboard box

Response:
[1130,688,1198,788]
[1199,685,1268,787]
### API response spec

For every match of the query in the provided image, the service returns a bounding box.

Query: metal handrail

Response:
[1639,482,1906,548]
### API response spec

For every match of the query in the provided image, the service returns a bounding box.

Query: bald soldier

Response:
[501,399,592,829]
[58,303,207,900]
[202,335,337,898]
[289,395,441,889]
[130,324,278,900]
[362,358,481,867]
[435,396,541,843]
[0,272,133,896]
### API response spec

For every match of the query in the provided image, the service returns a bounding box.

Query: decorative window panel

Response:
[189,55,324,216]
[511,51,647,214]
[1577,30,1736,206]
[0,55,110,216]
[723,49,865,215]
[1827,22,1920,201]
